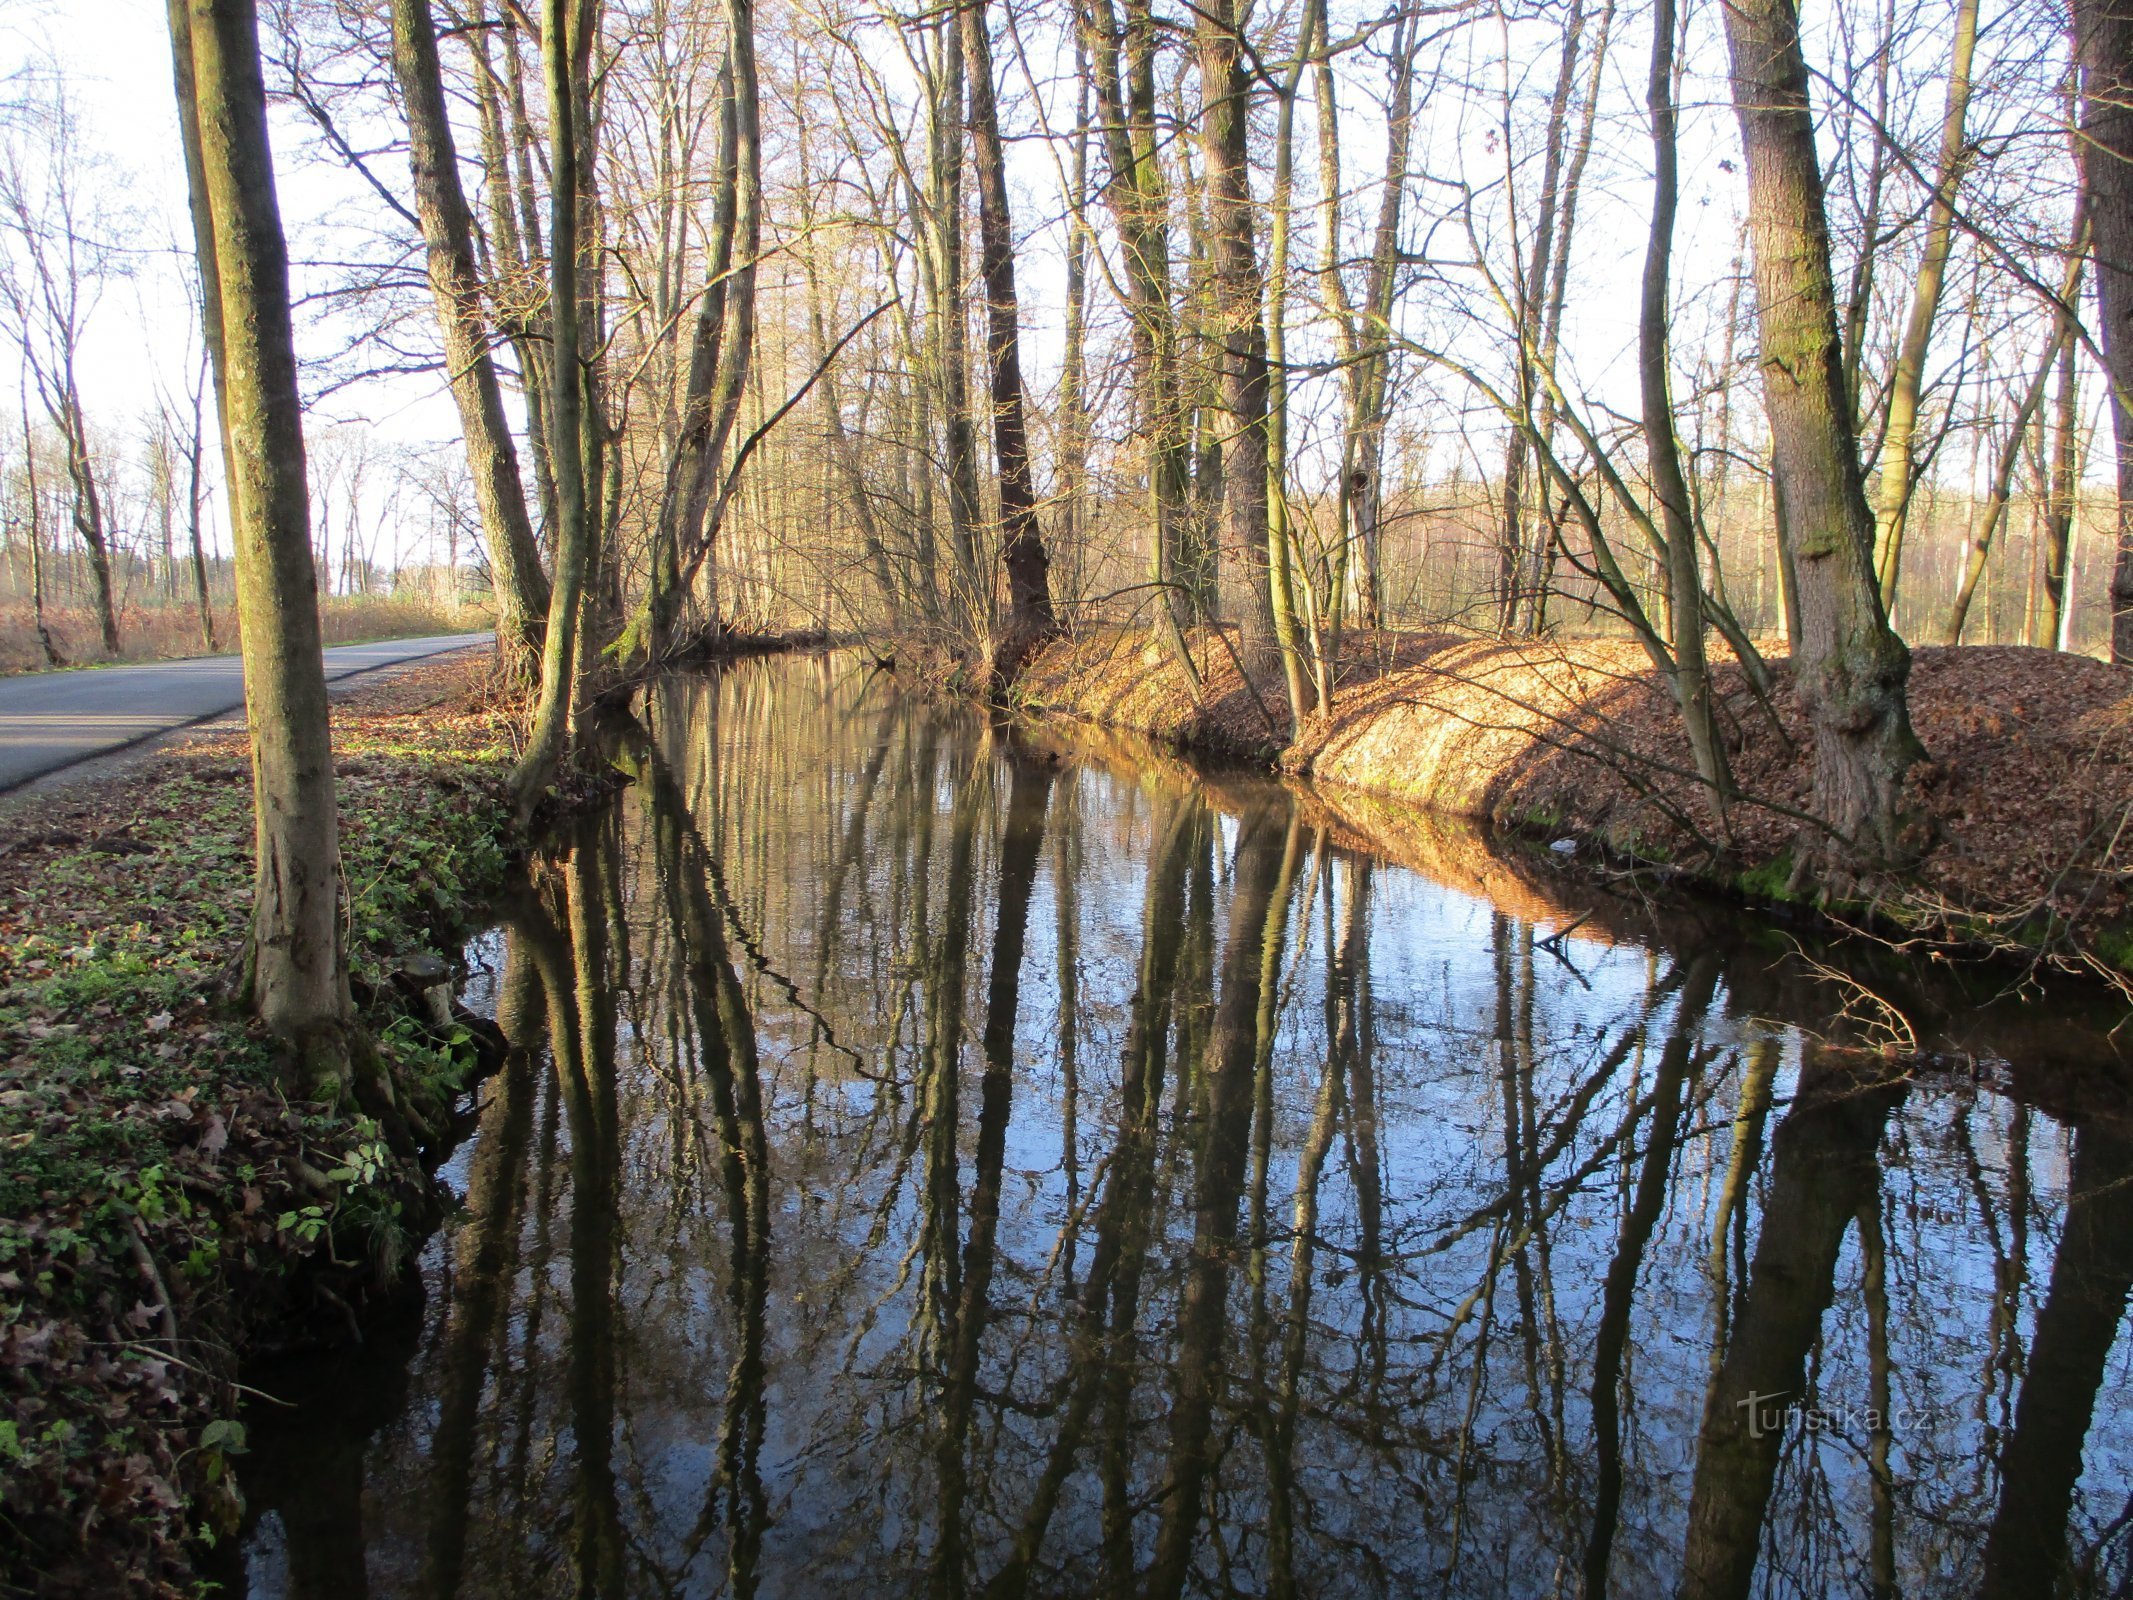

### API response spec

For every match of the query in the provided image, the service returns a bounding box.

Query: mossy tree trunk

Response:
[1079,0,1199,684]
[512,0,595,816]
[2073,0,2133,663]
[166,0,357,1089]
[1721,0,1926,866]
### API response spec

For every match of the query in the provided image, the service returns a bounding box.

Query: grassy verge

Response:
[0,657,519,1598]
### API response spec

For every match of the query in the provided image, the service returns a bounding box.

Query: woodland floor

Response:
[0,656,517,1599]
[1018,627,2133,981]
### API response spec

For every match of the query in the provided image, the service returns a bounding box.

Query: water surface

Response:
[232,654,2133,1598]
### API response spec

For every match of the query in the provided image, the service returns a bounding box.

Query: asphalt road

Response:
[0,632,494,792]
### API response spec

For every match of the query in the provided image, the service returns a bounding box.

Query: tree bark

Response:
[167,0,357,1087]
[1080,0,1200,681]
[387,0,551,682]
[512,0,595,815]
[1722,0,1927,865]
[1264,0,1320,728]
[1643,0,1730,811]
[2072,0,2133,662]
[1194,0,1277,676]
[1871,0,1979,616]
[962,0,1057,683]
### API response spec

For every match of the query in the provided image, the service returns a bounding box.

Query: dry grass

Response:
[0,596,491,675]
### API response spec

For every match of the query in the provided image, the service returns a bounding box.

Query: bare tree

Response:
[166,0,359,1088]
[1722,0,1927,865]
[388,0,552,681]
[0,84,123,655]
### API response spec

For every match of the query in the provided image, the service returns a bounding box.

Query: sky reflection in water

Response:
[232,653,2133,1599]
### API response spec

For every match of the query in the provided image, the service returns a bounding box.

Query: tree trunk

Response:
[512,0,594,815]
[1194,0,1276,679]
[54,387,118,655]
[167,0,357,1087]
[1871,0,1979,616]
[1080,0,1199,684]
[1643,0,1729,813]
[1722,0,1926,866]
[2073,0,2133,662]
[1060,41,1091,609]
[929,16,985,628]
[16,374,63,666]
[388,0,551,682]
[1263,0,1319,728]
[2038,314,2083,648]
[184,352,217,650]
[1498,0,1588,633]
[962,0,1057,684]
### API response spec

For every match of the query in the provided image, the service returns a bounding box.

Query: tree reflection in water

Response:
[233,656,2133,1600]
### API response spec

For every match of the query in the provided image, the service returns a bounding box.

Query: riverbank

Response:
[0,656,518,1598]
[1015,628,2133,980]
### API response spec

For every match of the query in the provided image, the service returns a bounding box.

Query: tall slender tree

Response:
[1721,0,1927,867]
[165,0,357,1085]
[513,0,597,814]
[2072,0,2133,662]
[387,0,552,682]
[962,0,1057,682]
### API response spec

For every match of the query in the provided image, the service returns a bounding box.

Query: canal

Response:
[228,652,2133,1598]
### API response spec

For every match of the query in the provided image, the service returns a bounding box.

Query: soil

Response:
[1016,628,2133,980]
[0,655,518,1599]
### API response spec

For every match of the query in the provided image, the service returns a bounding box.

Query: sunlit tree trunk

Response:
[1193,0,1278,682]
[1498,0,1588,632]
[1721,0,1926,866]
[962,0,1057,682]
[2071,0,2133,662]
[1643,0,1729,810]
[388,0,551,681]
[1263,0,1320,727]
[513,0,596,814]
[167,0,357,1087]
[1079,0,1199,681]
[1059,41,1091,609]
[1871,0,1979,616]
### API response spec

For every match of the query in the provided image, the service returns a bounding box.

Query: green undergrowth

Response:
[0,674,517,1599]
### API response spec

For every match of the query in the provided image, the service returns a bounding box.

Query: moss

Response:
[2087,921,2133,974]
[1737,850,1799,903]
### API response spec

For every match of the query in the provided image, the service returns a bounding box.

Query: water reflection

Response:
[234,655,2133,1599]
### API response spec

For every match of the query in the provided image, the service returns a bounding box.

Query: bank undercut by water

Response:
[1012,626,2133,982]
